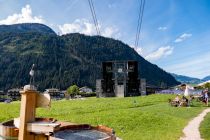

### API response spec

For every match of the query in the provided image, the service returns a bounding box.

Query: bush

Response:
[67,85,79,98]
[204,83,210,90]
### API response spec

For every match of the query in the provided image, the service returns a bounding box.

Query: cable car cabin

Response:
[96,61,142,97]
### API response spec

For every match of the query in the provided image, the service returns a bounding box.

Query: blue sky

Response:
[0,0,210,79]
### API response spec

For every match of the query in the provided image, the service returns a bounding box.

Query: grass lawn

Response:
[200,112,210,140]
[0,94,206,140]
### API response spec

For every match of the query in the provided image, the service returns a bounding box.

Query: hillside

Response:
[0,23,179,91]
[171,73,202,84]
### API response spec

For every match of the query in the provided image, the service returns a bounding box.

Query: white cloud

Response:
[0,5,44,25]
[136,47,144,56]
[129,44,144,56]
[174,33,192,43]
[145,46,174,61]
[58,19,120,38]
[103,27,119,38]
[158,26,167,31]
[58,19,96,35]
[164,52,210,78]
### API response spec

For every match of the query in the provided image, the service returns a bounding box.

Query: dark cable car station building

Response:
[96,61,146,97]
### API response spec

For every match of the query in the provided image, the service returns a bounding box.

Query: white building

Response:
[79,86,93,93]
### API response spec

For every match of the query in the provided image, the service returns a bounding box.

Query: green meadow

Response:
[200,112,210,140]
[0,94,207,140]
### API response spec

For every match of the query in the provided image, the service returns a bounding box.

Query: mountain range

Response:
[0,23,56,35]
[202,76,210,82]
[171,73,210,84]
[0,23,180,91]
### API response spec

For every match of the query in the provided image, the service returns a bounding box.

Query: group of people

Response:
[172,88,209,107]
[174,95,191,107]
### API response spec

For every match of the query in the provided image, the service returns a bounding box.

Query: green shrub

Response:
[67,85,79,97]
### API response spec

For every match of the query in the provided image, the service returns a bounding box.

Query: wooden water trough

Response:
[0,119,115,140]
[0,120,18,140]
[0,85,116,140]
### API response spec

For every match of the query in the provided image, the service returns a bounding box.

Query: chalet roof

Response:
[79,86,92,90]
[7,88,22,92]
[0,90,6,95]
[45,88,60,92]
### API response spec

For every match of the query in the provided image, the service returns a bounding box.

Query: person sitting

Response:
[179,96,188,107]
[183,96,188,102]
[174,95,180,102]
[172,95,180,106]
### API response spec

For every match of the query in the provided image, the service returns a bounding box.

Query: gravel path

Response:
[180,108,210,140]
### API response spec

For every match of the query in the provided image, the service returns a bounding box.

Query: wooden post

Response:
[18,90,37,140]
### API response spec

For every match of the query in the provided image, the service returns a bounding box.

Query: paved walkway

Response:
[180,108,210,140]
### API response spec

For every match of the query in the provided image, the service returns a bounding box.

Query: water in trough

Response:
[53,129,110,140]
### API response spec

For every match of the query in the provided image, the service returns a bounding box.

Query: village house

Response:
[79,86,93,93]
[44,88,64,99]
[7,88,22,101]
